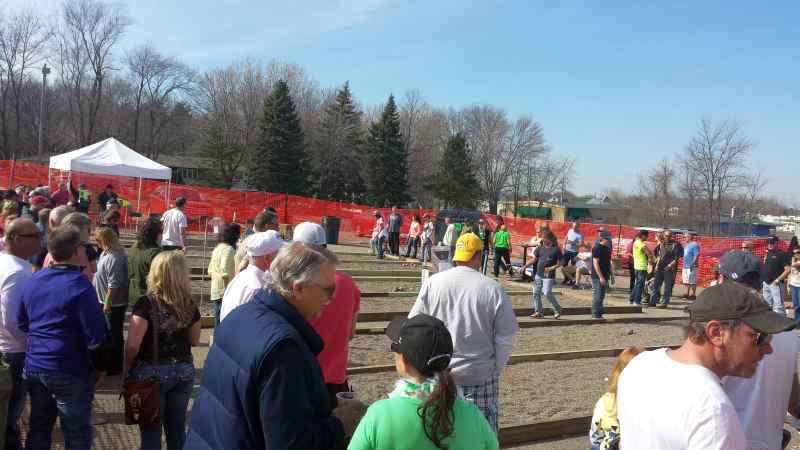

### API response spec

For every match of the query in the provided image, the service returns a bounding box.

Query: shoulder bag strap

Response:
[147,295,160,366]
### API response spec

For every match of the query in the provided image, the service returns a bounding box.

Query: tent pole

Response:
[137,177,142,213]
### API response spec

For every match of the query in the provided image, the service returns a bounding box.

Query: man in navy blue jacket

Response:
[185,241,365,449]
[17,225,107,450]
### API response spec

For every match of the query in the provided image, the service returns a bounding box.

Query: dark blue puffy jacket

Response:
[184,290,344,449]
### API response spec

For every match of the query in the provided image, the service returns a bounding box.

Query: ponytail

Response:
[417,369,457,449]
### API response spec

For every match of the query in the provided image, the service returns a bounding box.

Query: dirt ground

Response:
[350,357,618,427]
[348,320,684,367]
[358,294,592,313]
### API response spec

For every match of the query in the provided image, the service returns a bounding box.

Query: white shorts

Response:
[682,267,698,285]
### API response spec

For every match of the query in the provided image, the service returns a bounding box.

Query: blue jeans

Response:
[762,282,786,315]
[532,275,562,315]
[792,285,800,327]
[651,270,676,306]
[629,270,646,304]
[211,299,222,327]
[129,362,195,450]
[25,370,93,450]
[421,239,432,263]
[2,352,25,450]
[591,278,607,318]
[372,236,386,259]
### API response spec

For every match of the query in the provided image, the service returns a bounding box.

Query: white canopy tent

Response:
[48,137,173,211]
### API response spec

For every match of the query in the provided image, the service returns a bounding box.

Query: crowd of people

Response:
[3,181,800,450]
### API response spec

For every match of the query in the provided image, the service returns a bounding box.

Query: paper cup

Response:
[336,391,356,401]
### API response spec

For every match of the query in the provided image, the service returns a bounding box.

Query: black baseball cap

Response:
[768,235,779,245]
[386,315,453,377]
[688,283,795,333]
[718,250,762,281]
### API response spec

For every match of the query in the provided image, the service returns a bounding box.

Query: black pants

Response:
[494,247,513,276]
[107,304,127,375]
[389,232,400,255]
[628,257,635,291]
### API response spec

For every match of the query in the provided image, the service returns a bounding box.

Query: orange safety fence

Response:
[2,160,783,287]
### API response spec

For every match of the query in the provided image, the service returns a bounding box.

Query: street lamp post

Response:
[37,64,50,162]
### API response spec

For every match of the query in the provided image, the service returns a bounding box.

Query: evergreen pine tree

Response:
[248,80,308,195]
[362,95,411,206]
[314,82,365,201]
[426,133,481,208]
[197,118,238,188]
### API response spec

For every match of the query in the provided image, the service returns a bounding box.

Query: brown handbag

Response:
[121,296,161,425]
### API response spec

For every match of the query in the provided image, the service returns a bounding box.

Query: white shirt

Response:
[724,331,800,450]
[618,348,746,450]
[219,264,267,322]
[565,229,583,252]
[442,224,456,246]
[576,251,592,271]
[409,266,518,386]
[160,208,188,247]
[0,253,32,353]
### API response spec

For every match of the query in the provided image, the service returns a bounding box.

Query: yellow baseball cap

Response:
[453,232,484,263]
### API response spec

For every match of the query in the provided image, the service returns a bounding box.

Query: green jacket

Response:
[128,244,162,304]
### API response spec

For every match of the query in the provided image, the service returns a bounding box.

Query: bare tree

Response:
[55,0,129,146]
[681,118,753,234]
[636,157,676,227]
[740,168,769,233]
[461,107,549,213]
[0,8,50,158]
[525,155,575,205]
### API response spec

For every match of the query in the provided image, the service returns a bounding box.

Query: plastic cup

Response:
[336,391,356,401]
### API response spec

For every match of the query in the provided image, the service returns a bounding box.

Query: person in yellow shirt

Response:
[628,230,653,305]
[208,223,240,327]
[589,346,644,450]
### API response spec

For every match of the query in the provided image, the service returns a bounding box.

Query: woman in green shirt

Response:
[128,218,163,305]
[492,224,513,277]
[349,315,498,450]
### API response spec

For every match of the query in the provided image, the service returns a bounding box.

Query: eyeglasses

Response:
[310,282,336,298]
[752,331,772,348]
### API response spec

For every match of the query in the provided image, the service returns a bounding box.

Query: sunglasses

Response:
[16,232,41,239]
[752,331,772,348]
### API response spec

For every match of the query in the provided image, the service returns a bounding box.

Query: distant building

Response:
[503,196,631,224]
[717,216,775,237]
[156,155,216,184]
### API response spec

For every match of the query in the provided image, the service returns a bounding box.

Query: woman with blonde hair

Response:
[125,251,201,450]
[92,227,129,375]
[589,346,645,450]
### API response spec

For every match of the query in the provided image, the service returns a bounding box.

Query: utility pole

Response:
[37,64,51,162]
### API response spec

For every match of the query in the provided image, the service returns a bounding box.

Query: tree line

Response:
[606,118,791,236]
[0,0,563,211]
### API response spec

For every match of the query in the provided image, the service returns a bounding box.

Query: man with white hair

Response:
[219,230,284,322]
[293,222,362,406]
[186,241,365,449]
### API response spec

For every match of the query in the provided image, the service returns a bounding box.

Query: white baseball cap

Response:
[246,230,285,257]
[293,222,327,246]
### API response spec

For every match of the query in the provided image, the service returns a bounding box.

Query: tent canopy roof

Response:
[49,138,172,180]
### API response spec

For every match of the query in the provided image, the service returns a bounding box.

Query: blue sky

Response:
[14,0,799,203]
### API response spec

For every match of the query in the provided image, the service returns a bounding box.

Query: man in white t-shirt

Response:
[717,250,800,450]
[562,222,583,285]
[219,230,284,322]
[618,282,795,450]
[0,219,41,448]
[160,196,188,250]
